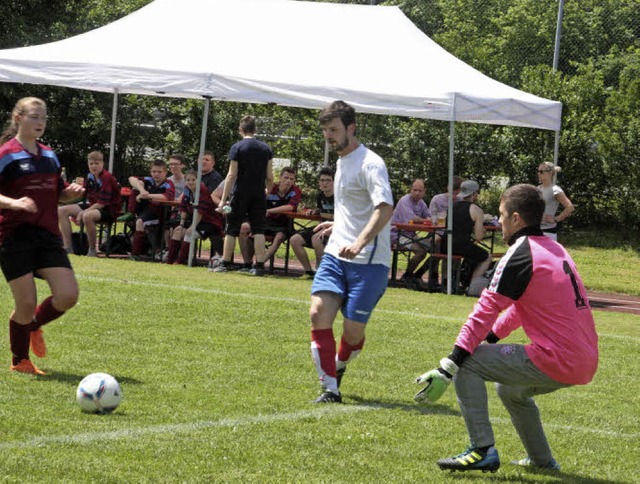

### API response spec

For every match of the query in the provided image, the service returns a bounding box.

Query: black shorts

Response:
[453,242,489,265]
[264,219,289,238]
[297,227,327,248]
[226,193,266,237]
[79,201,113,223]
[0,225,72,282]
[195,222,221,239]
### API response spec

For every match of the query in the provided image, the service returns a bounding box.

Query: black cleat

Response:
[437,446,500,473]
[312,391,342,404]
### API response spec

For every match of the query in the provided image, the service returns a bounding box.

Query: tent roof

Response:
[0,0,561,130]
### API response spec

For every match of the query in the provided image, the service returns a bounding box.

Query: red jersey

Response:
[0,138,65,242]
[180,183,222,229]
[84,169,122,219]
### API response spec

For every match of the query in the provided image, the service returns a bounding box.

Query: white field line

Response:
[0,405,379,450]
[77,275,640,342]
[2,406,637,451]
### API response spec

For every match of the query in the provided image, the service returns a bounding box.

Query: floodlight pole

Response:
[552,0,565,177]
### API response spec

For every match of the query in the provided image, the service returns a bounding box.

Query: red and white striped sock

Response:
[337,335,365,370]
[310,328,338,394]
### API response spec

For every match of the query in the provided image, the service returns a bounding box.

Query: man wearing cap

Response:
[448,180,491,291]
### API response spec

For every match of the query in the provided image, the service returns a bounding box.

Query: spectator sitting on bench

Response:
[390,178,431,290]
[165,169,223,265]
[128,159,175,260]
[290,167,335,279]
[58,151,121,257]
[238,166,302,272]
[444,180,491,292]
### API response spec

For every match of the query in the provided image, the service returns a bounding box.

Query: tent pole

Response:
[187,97,211,267]
[446,96,456,295]
[108,88,119,174]
[323,140,329,167]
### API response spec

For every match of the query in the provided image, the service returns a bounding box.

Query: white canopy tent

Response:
[0,0,562,281]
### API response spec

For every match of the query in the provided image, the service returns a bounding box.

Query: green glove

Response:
[414,358,459,404]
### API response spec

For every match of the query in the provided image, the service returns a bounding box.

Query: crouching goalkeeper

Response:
[415,184,598,473]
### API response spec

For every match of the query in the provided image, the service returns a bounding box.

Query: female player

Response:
[0,97,85,375]
[537,161,575,240]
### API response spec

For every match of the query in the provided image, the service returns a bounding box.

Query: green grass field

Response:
[0,257,638,482]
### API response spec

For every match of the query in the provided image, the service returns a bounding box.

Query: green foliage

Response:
[0,0,639,228]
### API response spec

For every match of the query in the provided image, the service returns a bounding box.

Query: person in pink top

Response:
[414,184,598,474]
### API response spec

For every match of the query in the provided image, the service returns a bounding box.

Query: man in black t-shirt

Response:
[214,115,274,275]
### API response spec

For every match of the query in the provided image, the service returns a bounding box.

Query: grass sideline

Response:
[0,257,638,482]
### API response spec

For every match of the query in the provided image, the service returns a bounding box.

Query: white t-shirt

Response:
[538,184,563,230]
[324,144,393,267]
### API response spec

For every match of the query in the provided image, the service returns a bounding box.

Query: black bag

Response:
[104,233,131,255]
[71,231,89,256]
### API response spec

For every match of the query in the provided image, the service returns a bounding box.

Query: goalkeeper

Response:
[415,184,598,473]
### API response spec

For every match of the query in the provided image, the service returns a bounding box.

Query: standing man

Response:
[215,115,274,275]
[309,100,394,403]
[415,184,598,473]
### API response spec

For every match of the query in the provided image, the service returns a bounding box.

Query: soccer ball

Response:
[76,373,123,414]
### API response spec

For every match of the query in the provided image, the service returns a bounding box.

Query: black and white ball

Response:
[76,373,123,414]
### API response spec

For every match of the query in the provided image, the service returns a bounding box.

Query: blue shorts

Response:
[311,253,388,323]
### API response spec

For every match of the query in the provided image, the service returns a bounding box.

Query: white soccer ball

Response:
[76,373,123,414]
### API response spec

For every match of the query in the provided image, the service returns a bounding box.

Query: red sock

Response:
[9,319,30,364]
[33,296,64,328]
[311,328,337,380]
[132,231,146,255]
[337,335,365,365]
[176,241,190,264]
[166,239,180,264]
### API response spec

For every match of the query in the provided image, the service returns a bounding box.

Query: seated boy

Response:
[58,151,121,256]
[166,169,223,265]
[289,167,334,278]
[128,159,175,259]
[238,167,302,270]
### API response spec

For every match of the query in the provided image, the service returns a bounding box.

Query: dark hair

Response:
[452,176,462,191]
[318,100,356,129]
[151,158,167,169]
[319,167,334,179]
[500,184,545,227]
[185,169,198,178]
[170,153,185,164]
[239,115,256,134]
[203,150,214,159]
[280,166,296,176]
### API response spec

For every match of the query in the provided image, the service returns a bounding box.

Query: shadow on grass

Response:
[38,370,143,386]
[347,394,461,417]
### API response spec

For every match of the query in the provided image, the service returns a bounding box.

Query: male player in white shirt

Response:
[309,100,394,403]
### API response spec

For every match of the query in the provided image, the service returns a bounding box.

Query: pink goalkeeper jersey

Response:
[455,229,598,385]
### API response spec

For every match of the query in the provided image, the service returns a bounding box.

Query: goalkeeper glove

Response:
[414,358,459,404]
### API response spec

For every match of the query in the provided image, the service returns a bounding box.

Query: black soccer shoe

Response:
[312,391,342,404]
[437,446,500,473]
